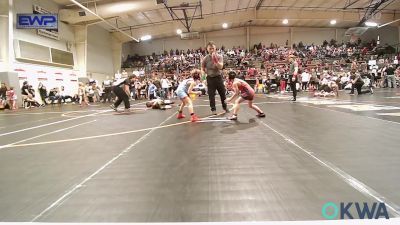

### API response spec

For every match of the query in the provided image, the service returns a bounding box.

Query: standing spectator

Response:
[102,79,113,103]
[134,80,141,100]
[148,81,158,100]
[6,87,17,110]
[78,82,89,106]
[38,82,48,105]
[288,55,299,101]
[301,69,310,91]
[385,64,396,88]
[309,69,318,91]
[279,72,286,93]
[161,75,171,99]
[0,82,7,101]
[0,83,8,109]
[91,83,101,102]
[201,41,228,115]
[153,78,162,96]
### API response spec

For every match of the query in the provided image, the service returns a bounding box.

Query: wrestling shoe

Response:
[227,114,238,121]
[177,113,186,119]
[257,113,266,118]
[191,114,200,122]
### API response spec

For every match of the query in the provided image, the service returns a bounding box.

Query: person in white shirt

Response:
[301,70,310,90]
[160,76,171,99]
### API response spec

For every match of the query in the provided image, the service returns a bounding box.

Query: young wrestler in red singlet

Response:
[226,71,265,120]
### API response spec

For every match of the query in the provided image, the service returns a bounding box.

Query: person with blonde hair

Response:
[176,69,202,122]
[78,82,89,107]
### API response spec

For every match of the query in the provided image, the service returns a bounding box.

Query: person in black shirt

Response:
[386,65,396,88]
[0,82,7,101]
[38,83,48,105]
[21,81,31,101]
[110,75,137,112]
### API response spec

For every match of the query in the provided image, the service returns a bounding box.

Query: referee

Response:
[201,41,228,115]
[110,75,137,112]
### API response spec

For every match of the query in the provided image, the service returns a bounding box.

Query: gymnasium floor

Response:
[0,89,400,222]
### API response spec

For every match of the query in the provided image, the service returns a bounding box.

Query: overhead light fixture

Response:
[282,19,288,25]
[222,23,228,29]
[176,29,182,35]
[140,35,152,41]
[108,3,137,13]
[330,20,337,25]
[365,21,378,27]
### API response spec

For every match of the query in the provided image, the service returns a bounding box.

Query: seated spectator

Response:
[60,86,73,103]
[27,85,43,108]
[48,88,61,104]
[21,81,35,105]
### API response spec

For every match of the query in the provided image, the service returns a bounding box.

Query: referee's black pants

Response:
[113,86,130,109]
[207,75,227,112]
[290,80,297,100]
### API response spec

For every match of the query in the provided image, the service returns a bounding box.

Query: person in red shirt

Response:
[226,71,265,120]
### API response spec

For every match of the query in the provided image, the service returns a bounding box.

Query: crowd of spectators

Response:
[121,39,399,98]
[1,39,399,111]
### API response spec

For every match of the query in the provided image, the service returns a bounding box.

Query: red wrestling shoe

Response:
[191,114,200,122]
[177,113,186,119]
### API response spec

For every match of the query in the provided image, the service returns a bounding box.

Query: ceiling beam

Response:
[141,12,154,24]
[68,0,139,42]
[256,0,264,10]
[357,0,391,26]
[246,0,252,10]
[343,0,361,9]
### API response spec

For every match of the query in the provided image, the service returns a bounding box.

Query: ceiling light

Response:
[365,21,378,27]
[176,29,182,34]
[108,3,136,13]
[140,35,152,41]
[330,20,337,25]
[282,19,288,25]
[222,23,228,29]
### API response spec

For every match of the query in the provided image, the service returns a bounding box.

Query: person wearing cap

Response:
[288,55,299,101]
[110,75,137,112]
[201,41,228,115]
[225,71,265,121]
